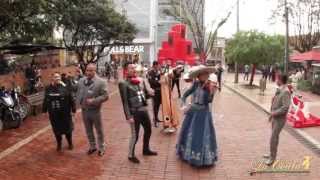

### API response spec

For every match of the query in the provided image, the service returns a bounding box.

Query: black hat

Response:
[153,61,159,66]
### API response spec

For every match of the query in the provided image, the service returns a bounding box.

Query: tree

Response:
[47,0,137,68]
[272,0,320,53]
[164,0,230,62]
[0,0,55,43]
[225,31,284,85]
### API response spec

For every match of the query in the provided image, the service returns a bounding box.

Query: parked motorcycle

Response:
[11,87,30,120]
[0,87,22,130]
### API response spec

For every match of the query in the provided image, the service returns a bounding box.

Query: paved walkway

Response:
[223,73,320,145]
[0,80,319,179]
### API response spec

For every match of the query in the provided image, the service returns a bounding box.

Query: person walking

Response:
[43,73,76,152]
[119,63,157,164]
[105,61,112,82]
[171,65,184,98]
[77,63,109,156]
[215,63,223,91]
[177,66,218,167]
[264,74,290,165]
[244,64,250,81]
[147,61,163,127]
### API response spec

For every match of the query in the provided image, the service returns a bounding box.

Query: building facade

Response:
[101,0,157,66]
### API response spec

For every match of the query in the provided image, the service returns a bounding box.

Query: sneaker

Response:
[263,154,270,159]
[98,150,105,157]
[265,158,275,166]
[128,157,140,164]
[163,127,176,134]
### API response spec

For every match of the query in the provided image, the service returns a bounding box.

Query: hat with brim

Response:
[188,65,215,78]
[208,73,218,83]
[135,65,145,72]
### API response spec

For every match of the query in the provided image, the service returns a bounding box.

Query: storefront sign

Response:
[110,45,144,53]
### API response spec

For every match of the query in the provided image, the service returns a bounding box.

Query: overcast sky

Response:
[205,0,285,38]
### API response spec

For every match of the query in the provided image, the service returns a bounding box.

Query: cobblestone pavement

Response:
[224,73,320,149]
[0,81,319,180]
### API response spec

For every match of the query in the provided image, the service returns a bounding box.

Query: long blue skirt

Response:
[176,107,218,167]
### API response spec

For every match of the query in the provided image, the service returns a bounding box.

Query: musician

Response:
[119,63,158,164]
[147,61,162,127]
[43,73,76,152]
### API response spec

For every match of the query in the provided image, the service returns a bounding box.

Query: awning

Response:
[0,43,64,55]
[290,50,320,62]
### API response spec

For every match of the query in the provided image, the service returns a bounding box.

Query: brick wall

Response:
[0,66,77,91]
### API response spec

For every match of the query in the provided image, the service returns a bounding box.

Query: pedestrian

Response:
[262,65,269,79]
[215,63,223,91]
[177,65,218,167]
[43,73,76,152]
[76,63,109,156]
[264,73,290,165]
[74,68,83,82]
[244,64,250,81]
[171,65,184,98]
[268,66,273,81]
[105,61,112,82]
[119,63,157,164]
[147,61,163,127]
[25,64,37,94]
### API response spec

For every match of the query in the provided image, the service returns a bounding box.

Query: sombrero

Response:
[188,65,215,78]
[208,73,218,83]
[135,65,146,72]
[182,65,199,80]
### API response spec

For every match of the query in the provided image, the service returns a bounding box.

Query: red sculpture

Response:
[158,24,196,66]
[287,85,320,128]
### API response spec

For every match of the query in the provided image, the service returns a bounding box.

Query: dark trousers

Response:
[128,110,152,158]
[244,72,249,81]
[152,90,161,121]
[218,77,222,91]
[54,132,72,147]
[171,79,181,97]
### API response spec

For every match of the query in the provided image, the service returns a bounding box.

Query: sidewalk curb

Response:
[224,83,320,157]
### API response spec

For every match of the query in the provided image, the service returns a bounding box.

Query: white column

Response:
[149,0,158,65]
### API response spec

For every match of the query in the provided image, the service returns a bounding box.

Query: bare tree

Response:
[164,0,230,61]
[273,0,320,53]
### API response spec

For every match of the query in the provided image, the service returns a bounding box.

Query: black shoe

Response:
[154,120,158,128]
[128,157,140,164]
[68,144,74,150]
[143,150,158,156]
[56,143,62,152]
[87,148,97,155]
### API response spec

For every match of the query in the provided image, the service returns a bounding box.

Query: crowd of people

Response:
[41,60,291,168]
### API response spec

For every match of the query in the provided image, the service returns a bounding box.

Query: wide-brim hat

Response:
[208,73,218,83]
[188,65,215,78]
[135,65,146,72]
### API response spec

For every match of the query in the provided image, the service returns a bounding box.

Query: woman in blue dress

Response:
[176,66,218,167]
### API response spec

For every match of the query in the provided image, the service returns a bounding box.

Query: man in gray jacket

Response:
[77,63,109,156]
[264,74,290,165]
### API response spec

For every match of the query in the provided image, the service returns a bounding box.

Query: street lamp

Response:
[284,0,289,75]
